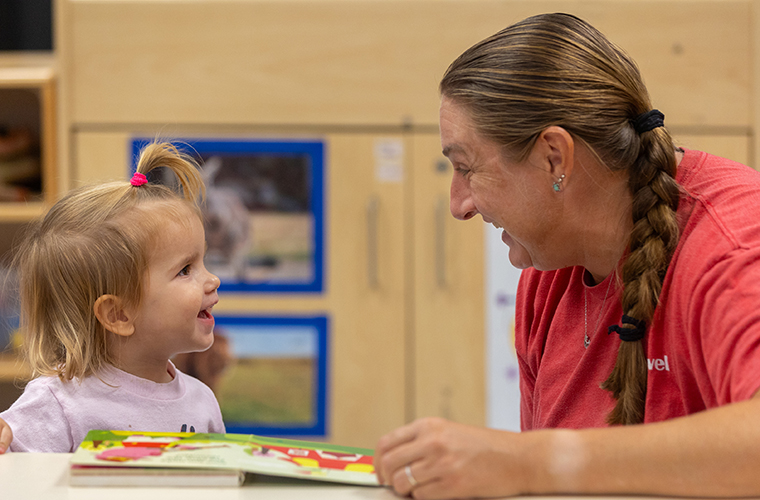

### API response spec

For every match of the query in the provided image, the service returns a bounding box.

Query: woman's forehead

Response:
[439,99,491,152]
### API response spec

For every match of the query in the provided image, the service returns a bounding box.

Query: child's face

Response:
[130,210,220,359]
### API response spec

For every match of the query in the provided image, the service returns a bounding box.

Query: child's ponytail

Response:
[132,142,205,207]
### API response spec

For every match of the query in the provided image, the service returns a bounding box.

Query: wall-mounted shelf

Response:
[0,56,57,223]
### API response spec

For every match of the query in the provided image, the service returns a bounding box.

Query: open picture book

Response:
[69,430,379,487]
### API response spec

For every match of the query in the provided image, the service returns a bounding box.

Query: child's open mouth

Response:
[198,309,213,320]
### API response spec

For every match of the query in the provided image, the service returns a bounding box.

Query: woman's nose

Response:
[449,173,477,220]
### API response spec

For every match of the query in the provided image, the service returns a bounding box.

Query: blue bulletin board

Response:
[209,315,329,437]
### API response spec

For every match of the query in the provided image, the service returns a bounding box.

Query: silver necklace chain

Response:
[584,276,614,349]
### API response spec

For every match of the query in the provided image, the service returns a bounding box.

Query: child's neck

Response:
[108,333,175,383]
[110,355,174,384]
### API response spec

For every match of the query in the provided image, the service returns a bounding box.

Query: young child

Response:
[0,142,225,453]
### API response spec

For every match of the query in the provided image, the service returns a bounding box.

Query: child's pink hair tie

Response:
[130,172,148,187]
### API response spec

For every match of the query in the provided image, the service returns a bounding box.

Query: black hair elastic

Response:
[608,315,646,342]
[631,109,665,134]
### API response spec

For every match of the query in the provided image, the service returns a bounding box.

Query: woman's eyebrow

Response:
[442,144,464,157]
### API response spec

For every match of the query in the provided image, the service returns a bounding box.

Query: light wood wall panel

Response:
[73,132,132,186]
[411,133,485,426]
[63,1,750,130]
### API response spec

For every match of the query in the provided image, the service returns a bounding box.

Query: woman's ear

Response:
[532,125,575,180]
[93,295,135,337]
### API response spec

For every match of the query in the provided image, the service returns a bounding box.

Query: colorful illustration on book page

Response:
[246,442,374,473]
[71,430,378,486]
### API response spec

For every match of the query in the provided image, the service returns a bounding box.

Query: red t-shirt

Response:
[516,149,760,430]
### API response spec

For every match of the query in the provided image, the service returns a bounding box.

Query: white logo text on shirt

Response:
[647,355,671,371]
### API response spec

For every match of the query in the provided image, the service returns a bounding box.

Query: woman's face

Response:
[440,97,562,271]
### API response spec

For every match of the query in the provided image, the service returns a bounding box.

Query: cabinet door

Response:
[324,133,407,447]
[410,133,485,426]
[73,131,407,448]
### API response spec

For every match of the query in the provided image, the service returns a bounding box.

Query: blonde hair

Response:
[16,142,206,381]
[441,13,680,425]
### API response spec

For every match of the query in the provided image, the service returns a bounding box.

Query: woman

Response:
[374,13,760,499]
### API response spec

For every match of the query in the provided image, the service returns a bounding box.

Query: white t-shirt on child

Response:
[0,361,226,452]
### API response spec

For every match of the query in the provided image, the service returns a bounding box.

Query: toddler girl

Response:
[0,142,225,452]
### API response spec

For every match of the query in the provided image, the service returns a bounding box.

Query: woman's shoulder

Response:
[664,151,760,313]
[675,149,760,262]
[677,148,759,181]
[678,149,760,215]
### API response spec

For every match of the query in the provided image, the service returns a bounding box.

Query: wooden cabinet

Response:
[0,55,56,410]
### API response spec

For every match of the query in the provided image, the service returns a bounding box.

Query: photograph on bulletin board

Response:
[131,138,325,293]
[173,315,328,437]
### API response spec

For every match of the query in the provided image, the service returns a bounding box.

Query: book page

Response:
[70,430,378,486]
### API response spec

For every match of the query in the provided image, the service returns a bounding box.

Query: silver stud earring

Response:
[552,174,566,192]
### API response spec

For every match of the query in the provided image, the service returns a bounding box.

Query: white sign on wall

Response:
[485,224,522,431]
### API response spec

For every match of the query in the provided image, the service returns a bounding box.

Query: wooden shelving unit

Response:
[0,56,57,219]
[0,55,55,411]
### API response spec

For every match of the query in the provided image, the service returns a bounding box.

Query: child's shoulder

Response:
[25,374,63,390]
[173,368,217,399]
[25,373,96,398]
[1,375,68,420]
[19,375,72,400]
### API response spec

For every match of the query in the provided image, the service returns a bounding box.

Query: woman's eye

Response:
[455,165,471,177]
[178,265,191,276]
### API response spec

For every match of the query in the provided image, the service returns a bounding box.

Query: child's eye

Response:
[178,265,191,276]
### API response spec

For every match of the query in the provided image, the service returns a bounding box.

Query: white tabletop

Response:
[1,452,399,500]
[1,452,728,500]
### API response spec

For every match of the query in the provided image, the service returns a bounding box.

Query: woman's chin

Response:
[508,256,531,270]
[500,230,512,246]
[502,232,533,270]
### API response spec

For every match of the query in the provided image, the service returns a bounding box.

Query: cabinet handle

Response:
[367,196,379,289]
[435,196,447,288]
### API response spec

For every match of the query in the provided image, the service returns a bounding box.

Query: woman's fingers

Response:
[375,418,449,489]
[376,418,525,499]
[375,419,425,484]
[390,459,431,494]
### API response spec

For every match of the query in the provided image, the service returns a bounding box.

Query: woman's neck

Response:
[580,203,631,286]
[561,150,631,285]
[577,148,685,285]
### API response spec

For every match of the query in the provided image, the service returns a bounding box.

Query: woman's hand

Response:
[375,399,760,499]
[374,417,529,499]
[0,417,13,453]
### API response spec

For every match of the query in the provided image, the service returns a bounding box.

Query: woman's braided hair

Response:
[440,13,680,424]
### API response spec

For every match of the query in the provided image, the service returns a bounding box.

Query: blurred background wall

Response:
[0,0,756,446]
